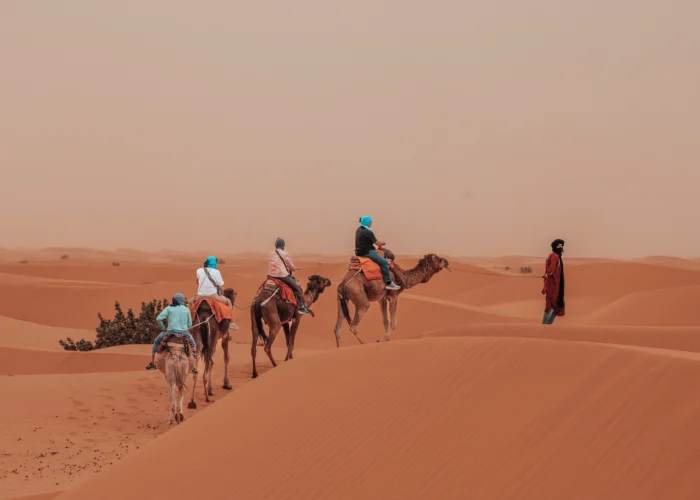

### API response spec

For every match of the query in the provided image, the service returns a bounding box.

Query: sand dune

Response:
[580,284,700,326]
[0,342,302,500]
[419,323,700,353]
[0,317,94,352]
[3,251,700,499]
[52,337,700,500]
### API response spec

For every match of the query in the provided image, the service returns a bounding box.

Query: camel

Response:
[187,288,237,409]
[154,335,192,426]
[250,274,332,378]
[334,251,449,346]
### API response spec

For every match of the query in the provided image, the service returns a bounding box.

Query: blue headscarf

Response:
[172,293,185,306]
[204,256,217,269]
[359,216,373,231]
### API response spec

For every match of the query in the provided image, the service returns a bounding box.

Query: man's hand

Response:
[376,241,386,247]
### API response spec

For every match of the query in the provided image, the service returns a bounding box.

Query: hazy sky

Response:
[1,1,699,258]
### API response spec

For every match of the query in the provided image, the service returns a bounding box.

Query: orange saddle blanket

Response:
[189,297,233,324]
[258,277,297,306]
[349,249,390,281]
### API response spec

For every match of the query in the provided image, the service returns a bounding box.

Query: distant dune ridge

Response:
[2,250,700,499]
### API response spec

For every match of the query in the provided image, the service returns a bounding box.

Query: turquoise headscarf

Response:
[204,256,217,269]
[359,216,373,231]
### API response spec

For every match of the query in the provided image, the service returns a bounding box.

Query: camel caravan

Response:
[151,216,449,425]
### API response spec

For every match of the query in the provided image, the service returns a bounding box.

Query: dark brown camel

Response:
[250,275,332,378]
[334,251,449,346]
[187,288,237,408]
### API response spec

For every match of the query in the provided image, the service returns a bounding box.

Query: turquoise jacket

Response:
[156,305,193,333]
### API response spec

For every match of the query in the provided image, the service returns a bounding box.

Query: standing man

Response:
[542,239,565,324]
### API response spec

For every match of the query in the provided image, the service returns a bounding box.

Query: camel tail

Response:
[339,286,352,325]
[199,320,211,362]
[254,301,269,343]
[167,356,188,392]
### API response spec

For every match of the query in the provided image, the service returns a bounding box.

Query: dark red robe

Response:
[542,252,565,316]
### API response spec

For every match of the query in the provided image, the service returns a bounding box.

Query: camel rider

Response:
[355,216,401,291]
[194,255,238,330]
[269,238,313,316]
[146,293,198,374]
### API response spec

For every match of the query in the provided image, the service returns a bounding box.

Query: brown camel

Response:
[154,335,192,426]
[250,274,332,378]
[187,288,237,408]
[334,251,449,346]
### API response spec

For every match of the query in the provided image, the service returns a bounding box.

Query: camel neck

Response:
[303,290,318,306]
[395,264,434,289]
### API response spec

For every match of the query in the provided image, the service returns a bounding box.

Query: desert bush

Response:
[59,337,95,351]
[218,259,226,265]
[60,254,69,260]
[505,266,511,271]
[59,298,173,351]
[520,266,533,274]
[112,261,120,267]
[19,260,28,264]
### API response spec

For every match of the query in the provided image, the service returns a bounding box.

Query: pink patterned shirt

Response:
[268,249,296,278]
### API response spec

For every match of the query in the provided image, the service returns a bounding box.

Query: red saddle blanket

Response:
[348,248,389,281]
[257,277,297,306]
[189,297,233,324]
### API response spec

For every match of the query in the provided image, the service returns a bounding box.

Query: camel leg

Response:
[350,305,369,345]
[207,334,217,397]
[287,319,300,361]
[168,381,177,426]
[382,298,399,342]
[250,304,259,378]
[263,323,282,368]
[178,385,185,423]
[202,357,211,403]
[188,355,199,409]
[334,294,346,348]
[283,323,292,361]
[380,298,390,335]
[221,338,232,390]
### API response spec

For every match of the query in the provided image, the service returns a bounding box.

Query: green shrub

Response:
[59,298,174,351]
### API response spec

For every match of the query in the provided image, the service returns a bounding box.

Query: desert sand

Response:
[1,249,700,499]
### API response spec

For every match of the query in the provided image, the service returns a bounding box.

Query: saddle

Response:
[257,276,298,306]
[157,333,193,356]
[189,297,233,323]
[348,248,395,281]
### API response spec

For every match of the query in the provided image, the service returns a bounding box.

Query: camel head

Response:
[305,275,332,296]
[381,247,396,262]
[223,287,237,307]
[423,254,450,273]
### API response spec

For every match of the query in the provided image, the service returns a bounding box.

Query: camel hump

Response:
[164,334,185,344]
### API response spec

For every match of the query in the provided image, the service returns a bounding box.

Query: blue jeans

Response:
[367,249,392,284]
[152,330,196,355]
[542,309,556,325]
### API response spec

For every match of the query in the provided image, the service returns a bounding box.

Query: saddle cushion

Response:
[348,248,391,281]
[189,298,233,324]
[257,277,297,306]
[156,333,193,355]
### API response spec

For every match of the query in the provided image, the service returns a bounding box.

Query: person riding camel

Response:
[146,293,198,374]
[193,255,238,330]
[355,216,401,291]
[268,238,312,316]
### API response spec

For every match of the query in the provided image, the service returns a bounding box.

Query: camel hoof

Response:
[188,401,197,409]
[179,413,184,422]
[223,384,232,390]
[208,390,214,396]
[252,372,258,379]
